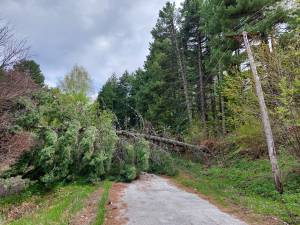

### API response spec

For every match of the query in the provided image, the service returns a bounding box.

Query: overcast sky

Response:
[0,0,183,95]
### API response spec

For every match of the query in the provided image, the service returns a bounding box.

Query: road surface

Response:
[109,173,247,225]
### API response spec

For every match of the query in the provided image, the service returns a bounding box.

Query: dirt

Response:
[69,187,103,225]
[104,183,128,225]
[6,202,38,221]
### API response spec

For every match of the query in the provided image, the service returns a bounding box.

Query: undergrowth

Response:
[174,152,300,224]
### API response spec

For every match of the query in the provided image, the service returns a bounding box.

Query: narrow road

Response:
[107,173,247,225]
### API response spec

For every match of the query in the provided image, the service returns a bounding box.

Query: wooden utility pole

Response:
[243,31,283,193]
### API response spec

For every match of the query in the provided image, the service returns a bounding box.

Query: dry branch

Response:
[0,23,29,69]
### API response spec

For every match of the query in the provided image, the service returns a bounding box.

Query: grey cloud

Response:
[0,0,183,92]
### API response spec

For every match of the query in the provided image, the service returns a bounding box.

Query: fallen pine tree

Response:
[116,130,211,156]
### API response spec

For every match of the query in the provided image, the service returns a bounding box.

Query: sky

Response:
[0,0,184,95]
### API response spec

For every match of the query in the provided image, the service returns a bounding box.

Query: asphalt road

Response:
[121,173,247,225]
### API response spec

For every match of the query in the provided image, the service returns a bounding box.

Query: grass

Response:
[94,180,112,225]
[0,180,113,225]
[0,182,98,225]
[173,153,300,224]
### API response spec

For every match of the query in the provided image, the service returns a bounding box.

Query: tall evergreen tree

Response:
[153,2,193,124]
[14,60,45,86]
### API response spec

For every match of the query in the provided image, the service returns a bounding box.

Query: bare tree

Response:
[0,70,38,103]
[0,23,29,70]
[0,71,38,171]
[0,70,38,131]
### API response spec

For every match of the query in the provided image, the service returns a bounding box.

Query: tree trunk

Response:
[268,36,273,53]
[221,94,226,135]
[170,21,193,124]
[117,130,210,154]
[243,31,283,194]
[211,79,218,137]
[218,67,226,135]
[197,34,207,135]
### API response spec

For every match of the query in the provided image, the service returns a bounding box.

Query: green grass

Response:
[174,153,300,224]
[94,181,112,225]
[1,182,98,225]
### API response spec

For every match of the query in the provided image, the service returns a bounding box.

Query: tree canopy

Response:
[59,65,92,97]
[13,60,45,86]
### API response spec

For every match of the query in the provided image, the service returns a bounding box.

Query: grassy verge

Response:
[94,181,112,225]
[173,153,300,224]
[0,182,98,225]
[0,183,46,223]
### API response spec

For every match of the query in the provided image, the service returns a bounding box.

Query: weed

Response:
[94,181,112,225]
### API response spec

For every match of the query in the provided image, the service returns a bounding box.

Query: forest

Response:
[0,0,299,225]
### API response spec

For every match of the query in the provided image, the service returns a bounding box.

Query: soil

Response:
[104,183,128,225]
[6,202,38,221]
[69,187,103,225]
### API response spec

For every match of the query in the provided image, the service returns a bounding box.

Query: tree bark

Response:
[197,34,207,135]
[243,31,283,194]
[117,130,210,154]
[211,76,218,136]
[170,21,193,124]
[218,67,226,136]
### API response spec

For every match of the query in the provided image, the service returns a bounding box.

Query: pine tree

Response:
[14,60,45,86]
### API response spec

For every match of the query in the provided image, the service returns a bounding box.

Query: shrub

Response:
[120,165,137,182]
[135,139,150,172]
[81,126,98,168]
[229,119,267,158]
[149,149,177,176]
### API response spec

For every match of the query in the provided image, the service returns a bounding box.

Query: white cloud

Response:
[93,36,111,51]
[0,0,185,93]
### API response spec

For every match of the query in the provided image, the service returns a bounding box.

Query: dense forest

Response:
[98,0,299,185]
[0,0,299,224]
[99,0,299,139]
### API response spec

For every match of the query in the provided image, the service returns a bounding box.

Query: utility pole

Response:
[243,31,283,193]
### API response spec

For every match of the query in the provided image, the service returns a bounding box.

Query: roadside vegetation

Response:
[94,181,112,225]
[174,153,300,224]
[0,182,98,225]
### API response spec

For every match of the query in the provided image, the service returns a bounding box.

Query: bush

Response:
[229,119,267,158]
[135,139,150,172]
[120,165,137,182]
[149,149,177,176]
[111,139,151,182]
